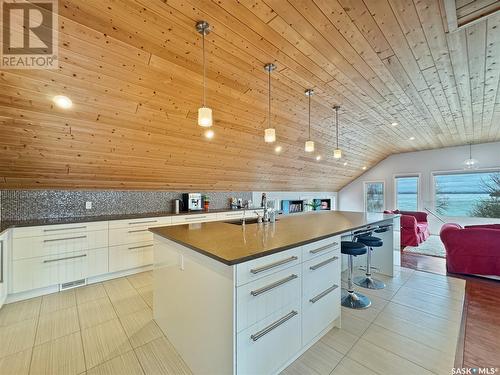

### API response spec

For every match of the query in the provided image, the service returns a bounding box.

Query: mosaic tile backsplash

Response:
[0,190,252,221]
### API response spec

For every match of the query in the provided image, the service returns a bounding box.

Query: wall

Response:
[338,142,500,233]
[0,190,252,221]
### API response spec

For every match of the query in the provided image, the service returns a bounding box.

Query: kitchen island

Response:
[150,211,399,375]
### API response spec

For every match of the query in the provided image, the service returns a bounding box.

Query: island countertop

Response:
[149,211,398,265]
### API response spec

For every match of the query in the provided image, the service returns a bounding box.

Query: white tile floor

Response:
[0,266,465,375]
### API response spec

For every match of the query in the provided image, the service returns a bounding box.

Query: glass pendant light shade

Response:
[264,128,276,143]
[333,148,342,159]
[198,107,212,127]
[305,140,315,152]
[463,143,479,170]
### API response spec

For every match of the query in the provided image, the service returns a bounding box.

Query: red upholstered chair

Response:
[440,223,500,276]
[384,210,430,247]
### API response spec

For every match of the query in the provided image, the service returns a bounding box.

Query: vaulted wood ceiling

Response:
[1,0,499,191]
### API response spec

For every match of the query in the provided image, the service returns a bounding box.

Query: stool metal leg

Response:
[353,247,386,290]
[341,254,371,309]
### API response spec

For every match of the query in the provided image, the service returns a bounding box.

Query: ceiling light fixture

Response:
[196,21,212,128]
[333,105,342,159]
[316,155,321,161]
[362,166,367,170]
[463,142,479,170]
[264,63,277,143]
[391,122,398,127]
[343,161,348,166]
[274,145,282,153]
[304,89,315,153]
[409,136,415,140]
[204,129,214,139]
[53,95,72,109]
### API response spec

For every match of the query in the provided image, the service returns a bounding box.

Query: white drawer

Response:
[302,252,341,345]
[216,211,245,221]
[108,216,171,230]
[171,213,218,224]
[11,247,108,293]
[236,265,301,332]
[109,242,153,273]
[12,221,108,239]
[301,236,340,261]
[109,227,154,246]
[13,229,108,260]
[236,247,302,286]
[237,302,301,375]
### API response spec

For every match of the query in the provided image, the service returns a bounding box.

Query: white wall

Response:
[252,192,337,212]
[338,142,500,233]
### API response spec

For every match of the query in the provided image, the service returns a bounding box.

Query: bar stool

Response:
[354,234,386,290]
[341,241,371,309]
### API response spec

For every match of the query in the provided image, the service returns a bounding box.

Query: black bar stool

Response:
[354,234,386,290]
[341,241,371,309]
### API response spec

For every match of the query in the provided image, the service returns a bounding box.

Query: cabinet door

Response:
[302,251,341,345]
[237,303,301,375]
[109,243,153,273]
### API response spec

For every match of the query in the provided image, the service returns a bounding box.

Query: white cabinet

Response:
[109,243,153,273]
[237,303,302,375]
[11,247,108,293]
[0,231,9,309]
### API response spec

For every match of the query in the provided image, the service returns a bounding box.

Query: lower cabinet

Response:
[11,247,108,293]
[109,243,154,273]
[237,303,302,375]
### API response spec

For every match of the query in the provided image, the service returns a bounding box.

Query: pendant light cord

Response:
[469,143,472,159]
[202,31,206,107]
[268,68,271,129]
[308,93,311,139]
[335,107,339,148]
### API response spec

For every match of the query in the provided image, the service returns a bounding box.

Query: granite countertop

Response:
[0,208,257,233]
[150,211,399,265]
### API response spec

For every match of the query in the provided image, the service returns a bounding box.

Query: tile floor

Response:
[0,266,465,375]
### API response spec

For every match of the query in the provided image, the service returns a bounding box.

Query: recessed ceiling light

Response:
[362,166,367,170]
[391,122,398,127]
[343,161,348,166]
[274,145,282,153]
[316,155,321,161]
[53,95,72,109]
[204,129,214,139]
[409,136,415,140]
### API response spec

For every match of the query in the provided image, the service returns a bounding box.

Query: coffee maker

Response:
[182,193,202,211]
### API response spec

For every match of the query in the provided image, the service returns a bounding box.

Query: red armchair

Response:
[384,210,430,247]
[440,223,500,276]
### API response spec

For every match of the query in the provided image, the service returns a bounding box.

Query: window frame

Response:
[363,180,385,213]
[393,174,421,211]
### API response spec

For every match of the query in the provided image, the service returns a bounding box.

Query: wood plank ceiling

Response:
[0,0,499,191]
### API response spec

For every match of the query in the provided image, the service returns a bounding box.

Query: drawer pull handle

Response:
[309,256,338,271]
[225,212,241,216]
[250,274,298,296]
[43,254,87,263]
[250,256,298,274]
[44,226,87,232]
[128,244,154,250]
[128,229,149,233]
[250,310,298,342]
[129,220,157,225]
[43,235,87,243]
[309,284,338,304]
[185,216,206,220]
[309,244,336,254]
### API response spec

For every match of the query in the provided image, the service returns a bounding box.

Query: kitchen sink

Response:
[225,218,261,225]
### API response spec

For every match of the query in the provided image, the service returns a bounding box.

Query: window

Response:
[434,171,500,218]
[364,181,385,212]
[395,176,419,211]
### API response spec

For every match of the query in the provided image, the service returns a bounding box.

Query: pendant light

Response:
[463,142,479,170]
[304,89,315,153]
[264,63,277,143]
[333,105,342,159]
[196,21,212,128]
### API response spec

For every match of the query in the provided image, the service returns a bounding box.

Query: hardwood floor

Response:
[401,250,500,370]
